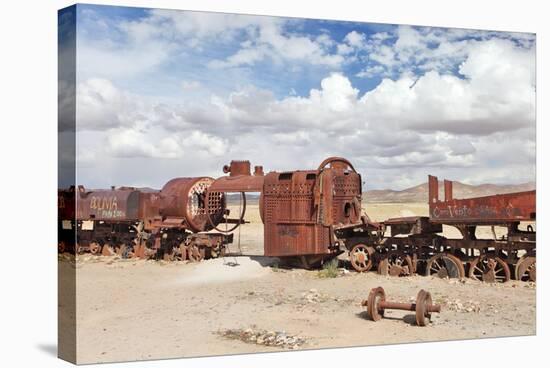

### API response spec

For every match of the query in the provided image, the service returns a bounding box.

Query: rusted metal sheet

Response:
[75,186,161,223]
[159,177,225,232]
[263,170,328,256]
[139,192,162,229]
[444,179,453,202]
[76,187,154,221]
[262,157,362,257]
[428,175,536,223]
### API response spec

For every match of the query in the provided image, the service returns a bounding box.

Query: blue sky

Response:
[61,4,536,190]
[75,5,392,97]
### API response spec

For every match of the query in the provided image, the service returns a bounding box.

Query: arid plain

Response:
[61,202,536,364]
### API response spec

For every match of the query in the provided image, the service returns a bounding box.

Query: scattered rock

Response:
[217,328,306,350]
[445,299,481,313]
[301,289,330,304]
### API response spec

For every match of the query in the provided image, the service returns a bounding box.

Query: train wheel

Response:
[514,256,525,280]
[529,263,536,282]
[415,290,433,327]
[349,243,374,272]
[188,245,205,262]
[101,243,114,256]
[425,253,465,279]
[116,244,125,257]
[515,256,536,282]
[411,253,418,274]
[378,252,414,277]
[366,287,386,321]
[133,243,146,259]
[207,247,218,260]
[469,255,510,283]
[178,243,188,261]
[89,242,101,255]
[211,242,228,259]
[119,244,135,259]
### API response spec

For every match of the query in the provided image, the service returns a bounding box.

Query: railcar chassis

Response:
[344,176,536,282]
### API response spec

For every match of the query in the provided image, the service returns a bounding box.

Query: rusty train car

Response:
[59,156,536,282]
[58,177,233,261]
[205,156,536,282]
[338,175,536,283]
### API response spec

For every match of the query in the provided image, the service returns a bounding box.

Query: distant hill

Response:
[365,181,535,203]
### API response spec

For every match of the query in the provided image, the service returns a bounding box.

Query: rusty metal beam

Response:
[444,179,453,202]
[428,175,439,204]
[208,175,265,192]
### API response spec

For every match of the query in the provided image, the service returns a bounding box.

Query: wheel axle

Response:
[361,287,441,326]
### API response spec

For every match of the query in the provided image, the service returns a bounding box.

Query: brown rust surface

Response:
[428,175,536,223]
[76,188,156,221]
[75,187,160,221]
[262,157,363,257]
[223,160,252,176]
[263,170,328,256]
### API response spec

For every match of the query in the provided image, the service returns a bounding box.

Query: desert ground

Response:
[61,202,536,364]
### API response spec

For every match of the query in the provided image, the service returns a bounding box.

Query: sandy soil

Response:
[63,202,536,364]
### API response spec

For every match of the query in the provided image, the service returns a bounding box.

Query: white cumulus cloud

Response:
[73,11,535,190]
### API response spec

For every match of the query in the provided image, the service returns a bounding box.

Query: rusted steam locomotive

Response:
[59,156,536,282]
[58,177,234,261]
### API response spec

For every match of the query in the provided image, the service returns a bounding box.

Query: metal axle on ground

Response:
[361,287,441,326]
